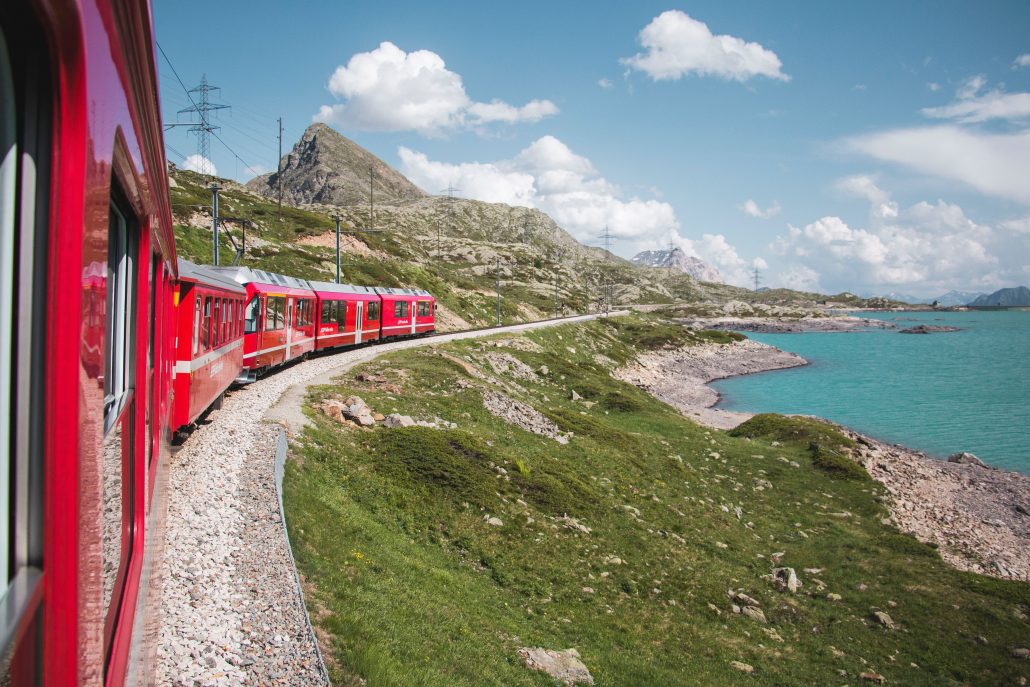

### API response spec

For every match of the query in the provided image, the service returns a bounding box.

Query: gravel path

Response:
[156,314,614,686]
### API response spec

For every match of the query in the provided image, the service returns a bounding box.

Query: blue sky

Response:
[155,1,1030,296]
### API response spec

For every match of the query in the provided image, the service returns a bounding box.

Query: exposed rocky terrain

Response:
[631,246,723,283]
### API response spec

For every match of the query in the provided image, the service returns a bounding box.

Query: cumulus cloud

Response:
[399,135,679,247]
[1013,54,1030,69]
[1000,215,1030,234]
[921,76,1030,123]
[182,154,217,176]
[844,126,1030,205]
[768,181,1030,295]
[621,10,789,83]
[777,265,823,292]
[740,198,781,219]
[834,175,898,219]
[314,42,558,135]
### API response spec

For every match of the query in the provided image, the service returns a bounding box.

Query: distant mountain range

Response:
[630,247,723,283]
[969,286,1030,307]
[864,290,987,306]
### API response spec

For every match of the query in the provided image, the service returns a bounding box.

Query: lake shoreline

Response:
[616,337,1030,582]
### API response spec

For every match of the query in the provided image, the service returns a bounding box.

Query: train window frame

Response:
[417,301,430,317]
[192,297,201,356]
[202,296,211,351]
[393,300,408,318]
[244,295,260,334]
[366,301,380,321]
[103,199,137,431]
[0,13,49,669]
[336,300,347,327]
[0,24,17,590]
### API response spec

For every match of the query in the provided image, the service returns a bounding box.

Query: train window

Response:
[264,296,275,331]
[101,193,138,659]
[320,300,332,324]
[418,301,430,317]
[394,300,408,318]
[202,296,211,351]
[220,297,228,344]
[212,298,221,348]
[244,296,260,334]
[337,301,347,326]
[366,301,380,321]
[0,15,49,675]
[266,296,285,331]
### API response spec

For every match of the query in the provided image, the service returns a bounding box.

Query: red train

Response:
[0,1,435,684]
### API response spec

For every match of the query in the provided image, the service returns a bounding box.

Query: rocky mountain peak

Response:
[631,247,723,283]
[246,123,426,207]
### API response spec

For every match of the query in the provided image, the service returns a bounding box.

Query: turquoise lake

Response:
[711,311,1029,472]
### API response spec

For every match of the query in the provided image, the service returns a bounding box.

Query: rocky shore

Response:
[616,338,1030,583]
[681,314,895,333]
[613,339,807,429]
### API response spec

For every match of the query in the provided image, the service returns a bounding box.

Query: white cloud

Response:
[183,154,217,176]
[955,74,987,100]
[1000,215,1030,234]
[1013,54,1030,69]
[314,42,558,135]
[834,175,898,219]
[240,163,270,180]
[927,82,941,92]
[844,125,1030,204]
[777,265,822,292]
[621,10,789,83]
[922,89,1030,124]
[598,77,613,89]
[661,231,764,287]
[768,181,1030,295]
[398,135,679,248]
[740,198,781,219]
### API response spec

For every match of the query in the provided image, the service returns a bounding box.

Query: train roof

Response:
[374,287,434,297]
[177,259,247,294]
[306,280,379,296]
[207,266,312,291]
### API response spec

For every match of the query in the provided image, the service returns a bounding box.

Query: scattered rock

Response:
[383,413,416,428]
[741,606,767,624]
[826,593,842,602]
[947,452,989,468]
[485,516,504,527]
[872,610,896,630]
[571,390,582,401]
[771,567,802,594]
[861,672,885,684]
[1011,647,1030,659]
[518,647,594,686]
[730,661,754,673]
[557,515,592,534]
[482,390,570,443]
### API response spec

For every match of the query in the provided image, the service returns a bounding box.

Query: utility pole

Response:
[332,212,343,284]
[210,182,221,265]
[177,75,229,175]
[753,266,761,291]
[599,224,614,316]
[552,249,564,318]
[277,117,283,218]
[495,255,502,326]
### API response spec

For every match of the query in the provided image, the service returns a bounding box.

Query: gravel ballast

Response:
[156,314,613,686]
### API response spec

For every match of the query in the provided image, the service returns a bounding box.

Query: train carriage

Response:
[171,260,245,433]
[1,0,179,684]
[308,280,381,351]
[211,267,317,382]
[375,287,436,340]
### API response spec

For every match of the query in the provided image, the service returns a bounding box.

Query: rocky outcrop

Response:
[481,390,569,443]
[631,247,723,283]
[899,325,961,334]
[247,123,425,207]
[517,647,594,686]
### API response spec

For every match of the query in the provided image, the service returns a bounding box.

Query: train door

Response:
[355,301,363,344]
[285,298,293,359]
[410,299,417,335]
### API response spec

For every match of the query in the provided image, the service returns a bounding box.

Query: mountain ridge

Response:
[631,248,723,283]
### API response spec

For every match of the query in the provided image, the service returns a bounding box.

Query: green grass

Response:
[284,320,1030,686]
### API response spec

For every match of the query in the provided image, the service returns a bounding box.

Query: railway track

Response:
[156,313,622,686]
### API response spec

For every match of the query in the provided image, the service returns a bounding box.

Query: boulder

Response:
[772,567,802,594]
[871,610,895,630]
[383,413,416,428]
[741,606,767,623]
[730,661,754,674]
[899,324,961,334]
[353,413,376,427]
[948,452,989,468]
[571,390,582,401]
[518,647,594,686]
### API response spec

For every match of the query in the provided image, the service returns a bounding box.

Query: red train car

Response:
[375,287,436,339]
[1,0,179,685]
[308,280,381,351]
[171,260,245,433]
[212,267,317,382]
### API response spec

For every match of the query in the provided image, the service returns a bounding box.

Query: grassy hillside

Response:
[283,315,1029,686]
